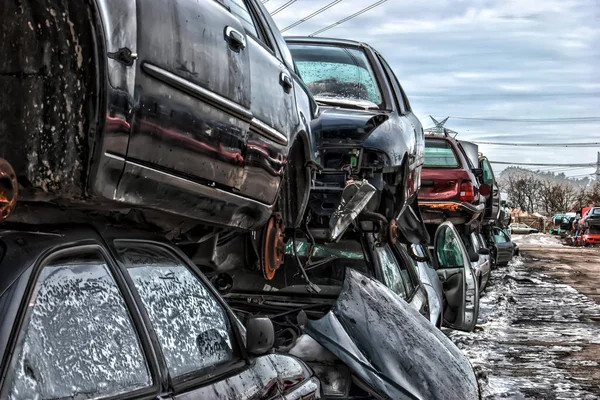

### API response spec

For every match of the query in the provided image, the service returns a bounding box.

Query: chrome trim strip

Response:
[104,152,126,162]
[120,159,273,209]
[142,62,253,121]
[250,118,289,146]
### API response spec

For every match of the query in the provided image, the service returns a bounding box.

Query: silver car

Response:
[510,222,539,234]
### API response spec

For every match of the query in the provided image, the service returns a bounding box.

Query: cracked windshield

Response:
[0,0,598,399]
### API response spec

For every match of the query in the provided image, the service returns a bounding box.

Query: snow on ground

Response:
[446,255,600,399]
[512,233,563,247]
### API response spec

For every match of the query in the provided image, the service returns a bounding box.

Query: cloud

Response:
[268,0,600,178]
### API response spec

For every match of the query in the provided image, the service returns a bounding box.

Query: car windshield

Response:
[228,238,370,295]
[288,43,383,108]
[424,138,460,168]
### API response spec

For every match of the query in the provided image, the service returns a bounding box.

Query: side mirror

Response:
[472,168,483,178]
[468,251,479,263]
[246,317,275,355]
[479,184,491,197]
[477,247,490,255]
[329,180,376,242]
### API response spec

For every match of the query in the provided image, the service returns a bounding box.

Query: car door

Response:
[376,52,424,203]
[1,248,158,399]
[240,0,300,204]
[115,242,317,399]
[493,227,514,264]
[433,222,480,332]
[126,0,256,197]
[480,157,500,220]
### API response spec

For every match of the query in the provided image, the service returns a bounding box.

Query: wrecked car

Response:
[419,133,490,226]
[285,37,428,245]
[460,141,501,226]
[0,225,321,399]
[0,0,318,278]
[459,230,491,292]
[217,220,480,399]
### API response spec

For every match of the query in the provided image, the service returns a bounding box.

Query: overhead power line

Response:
[271,0,296,15]
[431,115,600,123]
[309,0,387,37]
[490,161,596,167]
[281,0,343,32]
[473,141,600,147]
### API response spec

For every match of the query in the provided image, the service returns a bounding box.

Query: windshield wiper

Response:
[305,255,340,271]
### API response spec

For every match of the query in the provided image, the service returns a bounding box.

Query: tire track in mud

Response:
[446,254,600,399]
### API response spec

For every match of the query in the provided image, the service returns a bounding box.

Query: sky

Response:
[265,0,600,179]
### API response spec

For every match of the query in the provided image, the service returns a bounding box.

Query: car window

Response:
[593,209,600,215]
[289,43,383,106]
[424,138,460,168]
[481,159,494,186]
[118,243,237,379]
[4,251,152,400]
[494,229,508,243]
[375,246,407,299]
[224,0,258,38]
[436,227,465,268]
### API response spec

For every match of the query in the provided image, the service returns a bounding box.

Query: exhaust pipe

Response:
[0,158,17,222]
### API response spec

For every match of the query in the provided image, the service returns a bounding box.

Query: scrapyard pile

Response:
[563,206,600,246]
[0,2,525,399]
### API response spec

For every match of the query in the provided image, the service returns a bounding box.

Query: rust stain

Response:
[0,158,18,222]
[422,202,462,212]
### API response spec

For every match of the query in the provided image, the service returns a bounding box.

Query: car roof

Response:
[285,36,367,48]
[0,223,168,297]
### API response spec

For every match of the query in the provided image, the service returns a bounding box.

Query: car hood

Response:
[311,107,390,146]
[304,269,479,400]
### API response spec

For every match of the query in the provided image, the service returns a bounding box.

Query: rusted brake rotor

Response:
[388,219,398,245]
[0,158,17,223]
[261,213,285,280]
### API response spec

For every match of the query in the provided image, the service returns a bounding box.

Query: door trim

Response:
[142,62,253,122]
[250,118,288,145]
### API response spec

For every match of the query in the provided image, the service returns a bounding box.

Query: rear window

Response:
[592,209,600,215]
[424,138,459,168]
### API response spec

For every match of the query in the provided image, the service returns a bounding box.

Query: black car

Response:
[0,225,321,399]
[285,37,428,245]
[220,222,480,398]
[0,0,317,275]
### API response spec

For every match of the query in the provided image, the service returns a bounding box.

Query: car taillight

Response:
[460,181,475,202]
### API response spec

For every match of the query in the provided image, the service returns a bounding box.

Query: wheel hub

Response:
[261,213,285,280]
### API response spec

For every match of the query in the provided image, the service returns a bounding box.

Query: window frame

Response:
[235,0,280,57]
[0,244,160,400]
[113,240,248,392]
[375,51,411,115]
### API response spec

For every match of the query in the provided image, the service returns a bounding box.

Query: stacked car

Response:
[0,2,485,398]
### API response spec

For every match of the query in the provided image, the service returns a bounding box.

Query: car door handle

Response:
[224,26,246,51]
[280,72,293,91]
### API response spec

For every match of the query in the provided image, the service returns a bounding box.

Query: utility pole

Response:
[596,152,600,181]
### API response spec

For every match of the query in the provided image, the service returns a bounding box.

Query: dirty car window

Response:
[118,244,236,379]
[424,138,460,168]
[5,252,152,400]
[289,43,382,106]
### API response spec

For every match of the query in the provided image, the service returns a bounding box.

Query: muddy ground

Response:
[447,241,600,399]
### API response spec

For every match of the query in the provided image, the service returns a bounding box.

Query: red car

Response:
[418,133,490,226]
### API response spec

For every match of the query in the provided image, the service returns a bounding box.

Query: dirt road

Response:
[447,239,600,399]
